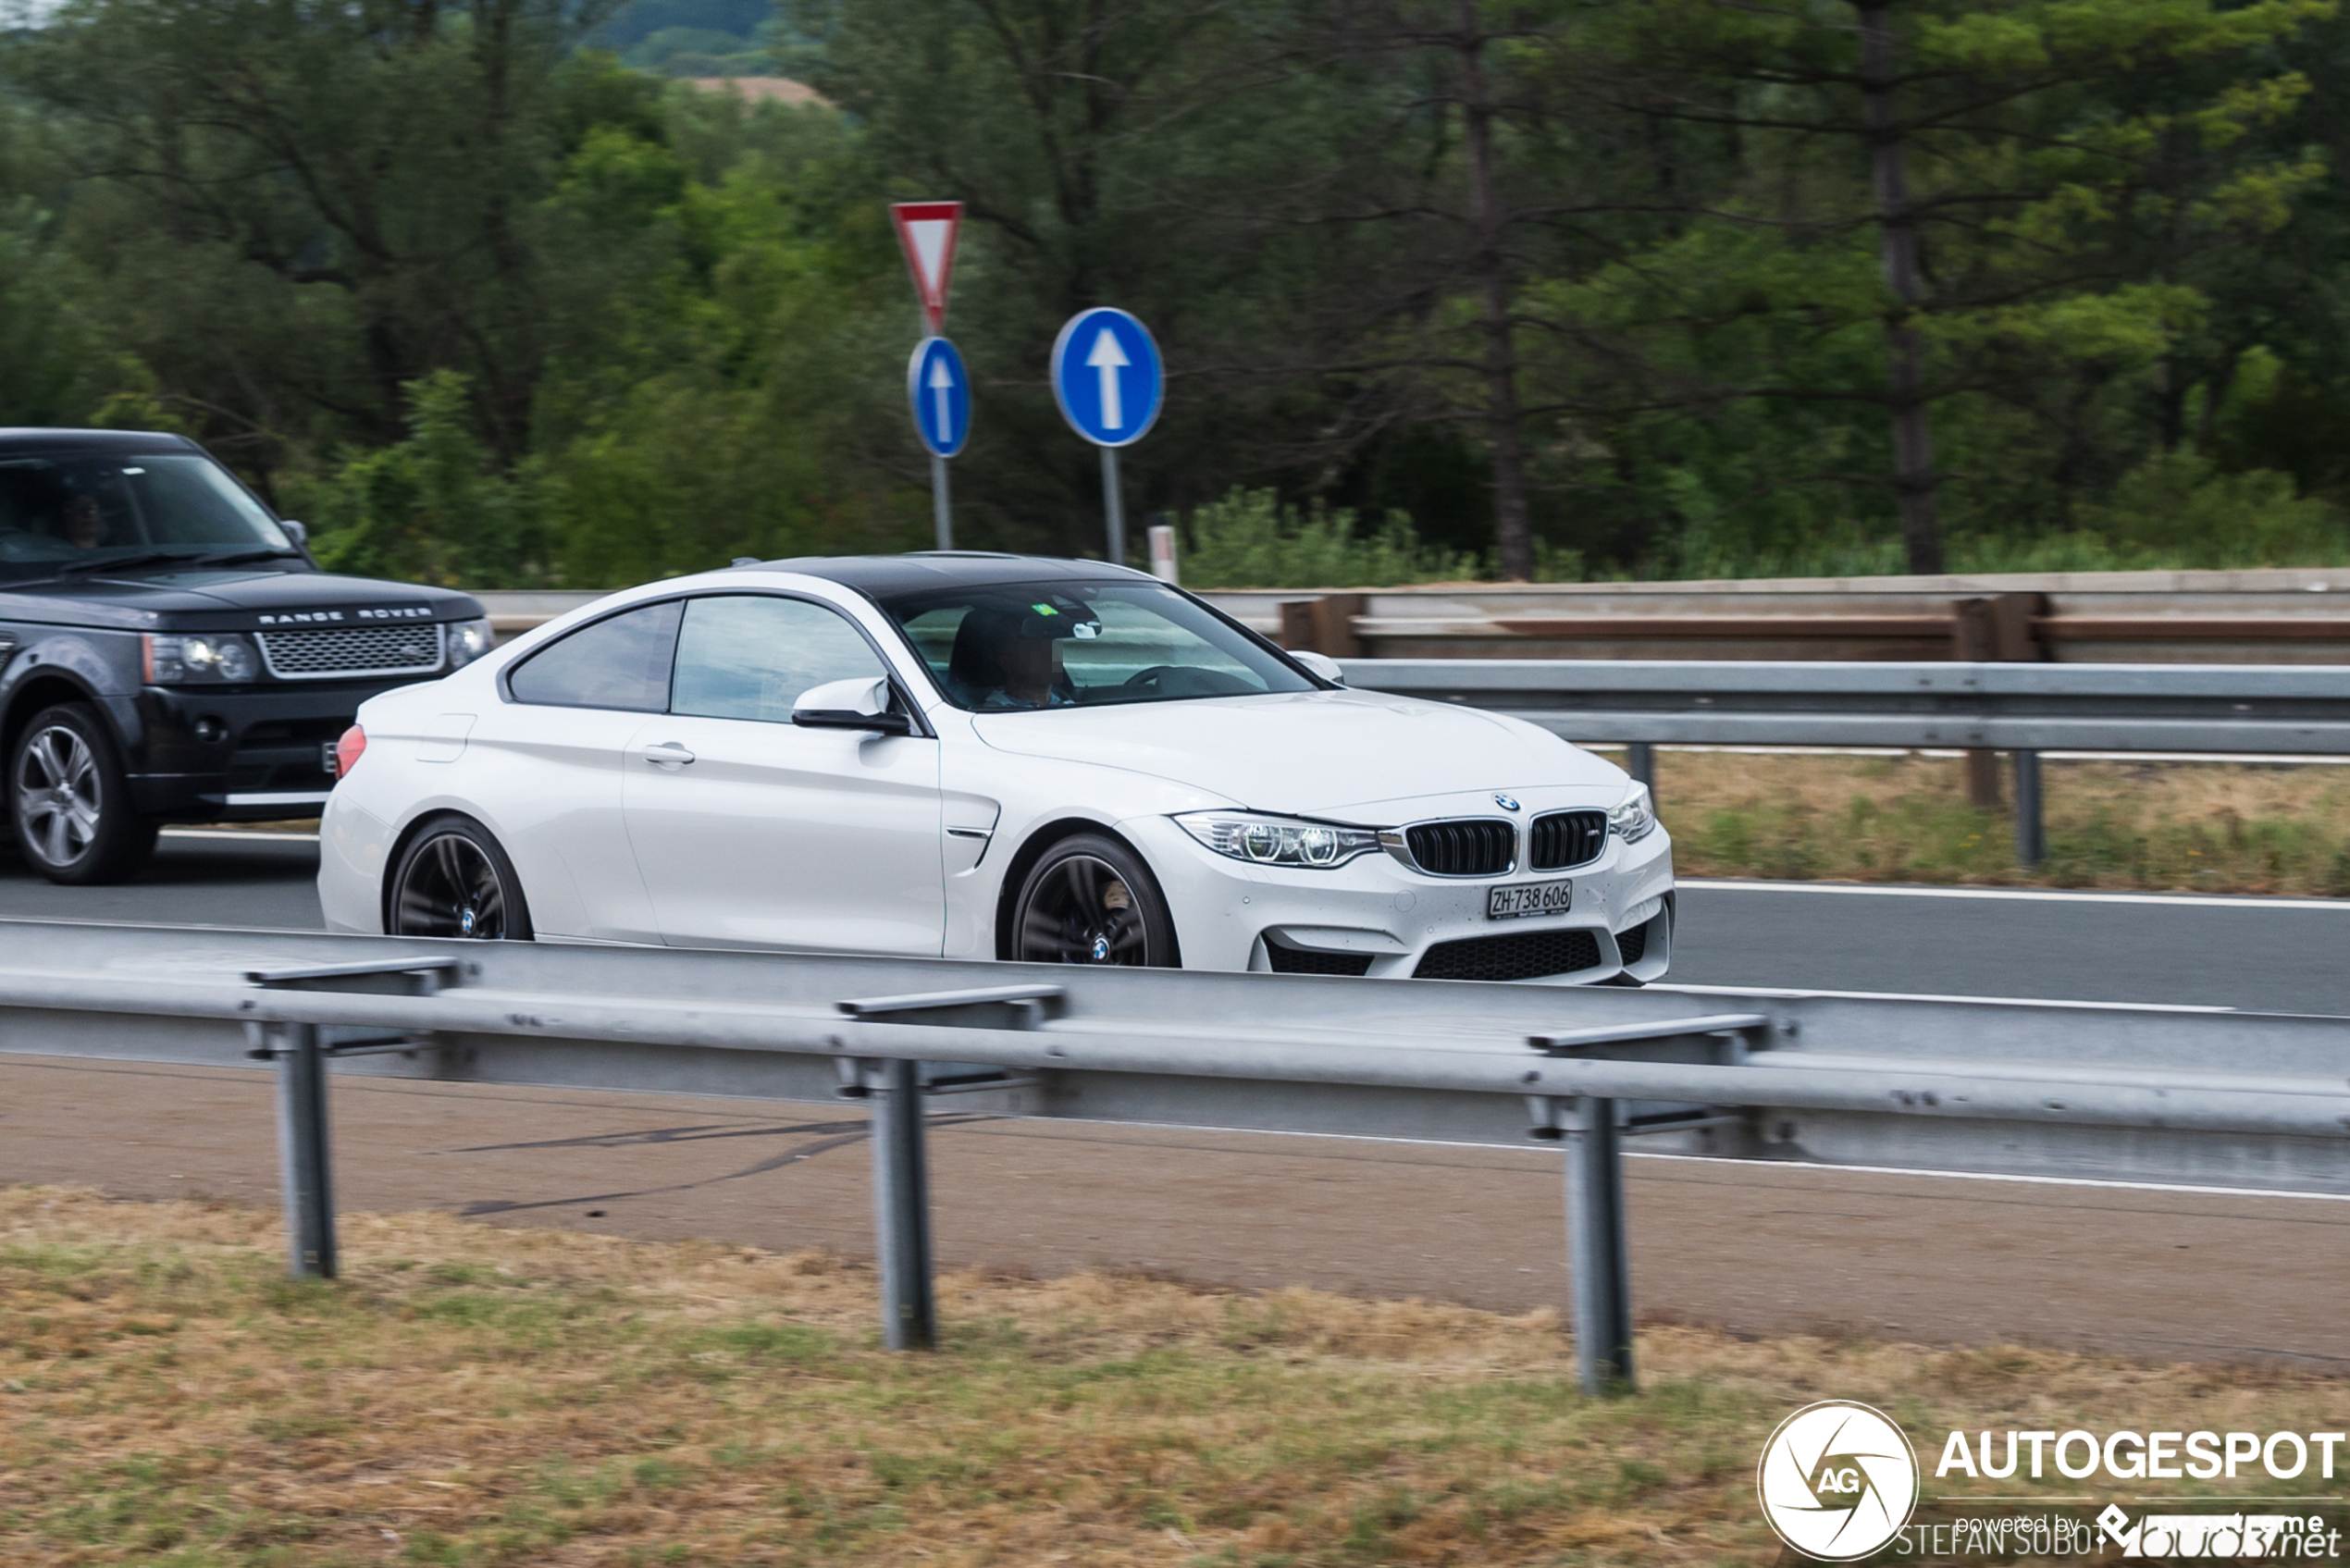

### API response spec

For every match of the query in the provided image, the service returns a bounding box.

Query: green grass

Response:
[6,1188,2350,1564]
[1655,750,2350,895]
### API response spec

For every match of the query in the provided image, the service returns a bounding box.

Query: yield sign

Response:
[889,201,963,333]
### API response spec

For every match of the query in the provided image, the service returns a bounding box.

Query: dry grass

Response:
[1651,750,2350,895]
[4,1188,2346,1566]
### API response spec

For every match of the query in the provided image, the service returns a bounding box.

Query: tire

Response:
[1008,833,1178,967]
[387,814,534,940]
[9,703,159,885]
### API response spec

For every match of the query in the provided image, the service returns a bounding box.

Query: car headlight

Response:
[444,617,495,669]
[143,633,260,685]
[1175,811,1386,869]
[1609,781,1657,843]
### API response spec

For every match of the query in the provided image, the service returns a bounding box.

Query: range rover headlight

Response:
[143,634,261,685]
[445,616,495,668]
[1175,811,1385,869]
[1608,781,1657,843]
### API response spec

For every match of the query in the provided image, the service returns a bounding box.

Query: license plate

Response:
[1487,880,1571,920]
[322,741,340,777]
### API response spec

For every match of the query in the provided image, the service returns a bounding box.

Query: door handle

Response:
[640,741,696,769]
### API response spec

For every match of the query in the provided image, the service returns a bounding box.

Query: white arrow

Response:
[928,356,957,445]
[1086,327,1129,432]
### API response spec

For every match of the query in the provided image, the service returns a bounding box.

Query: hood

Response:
[0,568,481,632]
[970,688,1626,816]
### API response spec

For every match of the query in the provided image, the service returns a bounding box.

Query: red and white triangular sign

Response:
[890,201,963,334]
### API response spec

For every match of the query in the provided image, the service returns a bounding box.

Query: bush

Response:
[1175,488,1478,588]
[293,372,549,587]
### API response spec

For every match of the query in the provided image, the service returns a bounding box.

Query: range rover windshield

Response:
[0,451,293,581]
[875,578,1317,710]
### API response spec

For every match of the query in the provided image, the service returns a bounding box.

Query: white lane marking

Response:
[160,829,321,845]
[1626,1149,2350,1204]
[1678,878,2350,911]
[1587,743,2350,766]
[1009,1116,2350,1204]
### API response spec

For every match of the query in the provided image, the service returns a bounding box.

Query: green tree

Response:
[1540,0,2331,572]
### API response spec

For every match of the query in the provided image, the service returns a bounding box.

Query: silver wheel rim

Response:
[15,723,102,868]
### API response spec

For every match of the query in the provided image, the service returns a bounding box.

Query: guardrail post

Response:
[1625,743,1655,793]
[2013,749,2047,867]
[869,1057,937,1350]
[1565,1097,1633,1394]
[271,1023,337,1279]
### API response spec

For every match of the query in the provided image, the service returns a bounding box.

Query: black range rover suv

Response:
[0,428,489,883]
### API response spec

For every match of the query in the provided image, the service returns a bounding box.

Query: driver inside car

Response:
[945,599,1097,710]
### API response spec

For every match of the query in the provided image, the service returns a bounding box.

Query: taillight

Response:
[334,724,366,780]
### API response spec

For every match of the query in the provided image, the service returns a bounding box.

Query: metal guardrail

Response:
[1338,658,2350,865]
[477,574,2350,665]
[4,919,2346,1389]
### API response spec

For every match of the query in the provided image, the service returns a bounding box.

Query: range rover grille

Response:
[257,623,444,679]
[1529,810,1607,871]
[1403,820,1515,876]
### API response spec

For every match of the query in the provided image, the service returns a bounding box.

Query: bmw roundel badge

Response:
[1493,795,1521,811]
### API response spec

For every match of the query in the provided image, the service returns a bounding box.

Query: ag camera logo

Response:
[1758,1401,1920,1561]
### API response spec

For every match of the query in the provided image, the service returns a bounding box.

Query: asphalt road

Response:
[0,829,2342,1012]
[6,1053,2345,1363]
[4,833,2344,1361]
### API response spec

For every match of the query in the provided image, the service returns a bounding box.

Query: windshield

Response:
[0,451,291,579]
[874,579,1317,711]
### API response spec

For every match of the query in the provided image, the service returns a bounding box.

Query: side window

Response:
[671,596,888,723]
[507,600,683,711]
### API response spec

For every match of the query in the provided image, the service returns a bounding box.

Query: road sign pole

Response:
[1100,446,1126,567]
[930,452,953,551]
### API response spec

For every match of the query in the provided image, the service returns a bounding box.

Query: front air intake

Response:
[1403,820,1515,877]
[1264,941,1375,977]
[1415,929,1603,982]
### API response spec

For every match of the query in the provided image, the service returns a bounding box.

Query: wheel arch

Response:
[2,673,106,767]
[992,816,1181,965]
[379,807,526,935]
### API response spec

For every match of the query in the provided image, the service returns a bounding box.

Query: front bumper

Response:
[126,679,426,821]
[1122,808,1676,984]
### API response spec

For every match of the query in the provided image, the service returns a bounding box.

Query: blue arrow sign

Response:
[907,337,971,458]
[1050,307,1162,449]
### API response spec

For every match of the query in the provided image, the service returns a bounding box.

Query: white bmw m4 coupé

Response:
[319,554,1674,983]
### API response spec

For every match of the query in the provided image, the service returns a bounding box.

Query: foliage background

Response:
[4,0,2350,588]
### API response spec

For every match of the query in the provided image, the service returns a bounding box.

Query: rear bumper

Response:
[125,679,419,821]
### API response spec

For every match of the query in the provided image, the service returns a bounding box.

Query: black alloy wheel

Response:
[1010,833,1177,967]
[8,703,159,885]
[388,816,534,940]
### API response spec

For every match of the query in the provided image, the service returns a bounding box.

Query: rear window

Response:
[506,601,685,711]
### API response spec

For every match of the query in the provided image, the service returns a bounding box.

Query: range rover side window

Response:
[507,600,684,711]
[671,595,888,722]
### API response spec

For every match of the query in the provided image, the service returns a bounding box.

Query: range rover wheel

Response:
[9,703,158,885]
[1009,833,1177,967]
[388,815,534,940]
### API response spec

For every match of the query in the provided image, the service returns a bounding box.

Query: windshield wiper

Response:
[51,550,208,577]
[191,548,306,568]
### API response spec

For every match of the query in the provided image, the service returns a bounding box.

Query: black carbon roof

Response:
[756,552,1156,594]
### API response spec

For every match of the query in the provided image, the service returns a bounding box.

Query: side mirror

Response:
[278,520,310,548]
[793,675,914,735]
[1291,649,1345,685]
